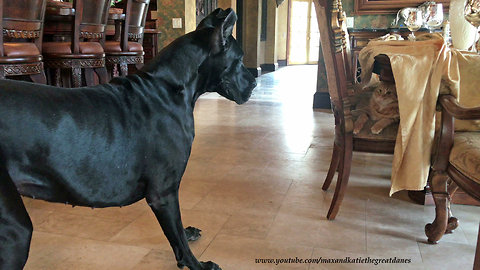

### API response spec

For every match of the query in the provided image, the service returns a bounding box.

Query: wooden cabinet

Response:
[354,0,449,15]
[143,29,161,63]
[350,29,389,83]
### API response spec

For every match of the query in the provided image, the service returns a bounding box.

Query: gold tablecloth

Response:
[359,34,480,195]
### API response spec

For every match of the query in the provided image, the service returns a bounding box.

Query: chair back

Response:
[75,0,111,39]
[121,0,150,50]
[0,0,47,55]
[72,0,111,53]
[313,0,353,109]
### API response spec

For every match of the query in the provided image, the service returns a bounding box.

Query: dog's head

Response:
[196,8,256,104]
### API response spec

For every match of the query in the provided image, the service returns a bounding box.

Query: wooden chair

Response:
[104,0,149,77]
[425,94,480,244]
[42,0,110,87]
[0,0,47,83]
[313,0,398,220]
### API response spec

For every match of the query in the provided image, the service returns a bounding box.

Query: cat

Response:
[353,81,399,135]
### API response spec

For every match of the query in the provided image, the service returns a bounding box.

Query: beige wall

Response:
[242,0,288,69]
[264,0,278,64]
[185,0,196,33]
[217,0,237,37]
[276,0,288,62]
[242,0,262,69]
[218,0,236,10]
[157,0,186,48]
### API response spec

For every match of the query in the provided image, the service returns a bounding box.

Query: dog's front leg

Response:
[0,170,33,270]
[147,191,221,270]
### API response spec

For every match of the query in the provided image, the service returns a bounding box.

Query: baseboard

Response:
[247,67,262,78]
[277,59,287,67]
[260,63,278,72]
[313,91,331,109]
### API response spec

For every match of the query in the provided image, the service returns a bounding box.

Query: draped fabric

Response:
[359,34,480,195]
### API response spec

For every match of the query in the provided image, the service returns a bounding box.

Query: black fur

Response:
[0,8,255,270]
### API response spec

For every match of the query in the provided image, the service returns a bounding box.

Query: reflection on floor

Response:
[23,65,478,269]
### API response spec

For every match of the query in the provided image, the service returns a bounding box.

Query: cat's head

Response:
[374,82,396,97]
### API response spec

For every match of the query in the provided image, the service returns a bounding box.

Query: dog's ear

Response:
[211,8,237,54]
[196,8,223,30]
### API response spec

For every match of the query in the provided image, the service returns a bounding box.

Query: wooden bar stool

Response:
[104,0,149,77]
[0,0,47,83]
[42,0,110,87]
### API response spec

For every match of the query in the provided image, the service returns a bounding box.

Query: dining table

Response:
[359,33,480,196]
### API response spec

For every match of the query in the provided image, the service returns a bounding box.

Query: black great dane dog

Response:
[0,8,255,270]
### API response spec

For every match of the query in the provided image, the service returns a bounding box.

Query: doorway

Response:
[287,0,319,65]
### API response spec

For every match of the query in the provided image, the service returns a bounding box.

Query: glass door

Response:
[288,0,319,65]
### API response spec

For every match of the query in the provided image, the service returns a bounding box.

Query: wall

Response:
[185,0,196,33]
[277,1,288,62]
[156,0,196,49]
[342,0,395,29]
[242,0,262,71]
[217,0,237,37]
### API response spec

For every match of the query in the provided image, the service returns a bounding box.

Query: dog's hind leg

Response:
[0,169,33,270]
[147,189,220,270]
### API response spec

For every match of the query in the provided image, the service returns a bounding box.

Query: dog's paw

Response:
[185,226,202,242]
[200,261,222,270]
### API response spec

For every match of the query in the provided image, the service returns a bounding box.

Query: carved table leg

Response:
[425,172,449,244]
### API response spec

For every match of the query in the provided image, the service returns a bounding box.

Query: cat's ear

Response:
[362,81,379,92]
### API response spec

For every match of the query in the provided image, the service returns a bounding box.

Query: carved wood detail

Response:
[105,55,143,65]
[3,29,41,39]
[0,62,43,76]
[128,32,143,41]
[44,58,105,69]
[80,31,104,39]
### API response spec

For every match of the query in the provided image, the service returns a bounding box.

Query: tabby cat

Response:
[353,81,399,135]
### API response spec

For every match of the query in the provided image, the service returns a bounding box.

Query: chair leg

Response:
[29,72,47,84]
[135,63,144,70]
[112,64,119,78]
[425,172,449,244]
[61,69,70,88]
[0,66,5,79]
[326,137,353,220]
[119,62,128,77]
[84,68,96,86]
[323,143,341,191]
[72,67,82,88]
[94,67,109,84]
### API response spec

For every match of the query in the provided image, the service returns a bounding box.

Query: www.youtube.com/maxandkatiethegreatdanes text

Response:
[255,256,412,266]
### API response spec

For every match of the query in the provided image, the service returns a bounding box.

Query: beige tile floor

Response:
[22,65,479,269]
